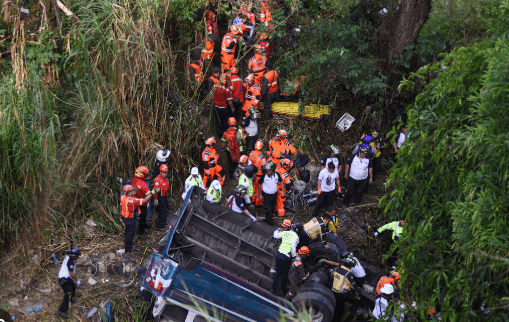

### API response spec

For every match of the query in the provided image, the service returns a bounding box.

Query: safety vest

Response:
[230,75,243,101]
[243,84,261,111]
[190,61,204,83]
[238,173,253,196]
[206,20,219,36]
[303,217,326,240]
[221,34,237,54]
[121,195,144,219]
[201,38,215,60]
[375,277,396,296]
[209,75,220,85]
[186,175,202,188]
[278,230,298,255]
[207,187,222,203]
[202,147,219,167]
[264,70,278,93]
[331,266,353,293]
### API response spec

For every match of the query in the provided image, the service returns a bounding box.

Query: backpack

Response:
[225,127,241,162]
[294,154,310,169]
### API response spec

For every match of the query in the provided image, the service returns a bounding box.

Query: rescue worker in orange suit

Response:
[268,129,296,164]
[221,25,241,72]
[211,75,234,138]
[249,140,267,206]
[242,74,262,116]
[189,51,205,99]
[208,67,220,92]
[258,31,274,58]
[260,0,272,26]
[202,137,226,187]
[237,5,256,25]
[206,11,219,37]
[261,61,279,120]
[121,184,154,252]
[222,117,247,179]
[201,33,218,78]
[287,246,310,299]
[153,164,170,231]
[240,107,260,153]
[375,271,400,296]
[228,66,244,117]
[132,166,154,235]
[248,45,267,85]
[276,158,293,217]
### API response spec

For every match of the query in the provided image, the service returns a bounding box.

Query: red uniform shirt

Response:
[206,19,219,36]
[212,83,233,108]
[121,195,147,218]
[153,174,170,200]
[132,177,150,199]
[229,74,244,102]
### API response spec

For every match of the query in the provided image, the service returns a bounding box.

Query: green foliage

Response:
[384,31,509,319]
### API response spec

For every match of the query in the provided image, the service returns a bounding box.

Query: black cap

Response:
[212,67,220,73]
[328,162,335,169]
[208,34,218,42]
[265,61,273,69]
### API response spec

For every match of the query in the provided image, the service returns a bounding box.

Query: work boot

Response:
[57,311,69,318]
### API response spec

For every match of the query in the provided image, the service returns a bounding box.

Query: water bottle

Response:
[51,253,59,264]
[85,307,98,318]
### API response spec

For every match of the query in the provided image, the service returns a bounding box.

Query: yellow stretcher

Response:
[263,102,331,119]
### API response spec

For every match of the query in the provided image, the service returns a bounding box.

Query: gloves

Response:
[317,188,322,195]
[250,215,257,222]
[153,199,159,207]
[151,187,160,195]
[76,280,81,286]
[374,232,379,237]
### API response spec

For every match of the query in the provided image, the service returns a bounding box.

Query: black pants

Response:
[262,191,277,224]
[372,156,380,179]
[157,193,168,229]
[354,276,366,287]
[343,177,368,207]
[272,252,291,293]
[138,205,149,234]
[246,135,258,154]
[123,217,136,251]
[215,106,231,138]
[58,278,75,313]
[233,99,242,119]
[226,151,238,179]
[311,190,336,217]
[263,91,279,120]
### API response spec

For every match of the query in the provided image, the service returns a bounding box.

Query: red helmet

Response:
[123,184,134,194]
[239,155,249,167]
[230,66,238,74]
[207,11,216,21]
[160,164,168,172]
[298,246,310,256]
[277,129,288,139]
[205,137,216,146]
[281,219,292,230]
[229,25,239,35]
[253,44,262,52]
[228,117,237,126]
[245,74,254,84]
[254,140,264,151]
[135,166,148,178]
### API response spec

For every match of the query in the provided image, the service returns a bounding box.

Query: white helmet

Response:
[191,167,199,176]
[380,283,395,295]
[211,180,221,190]
[156,149,171,162]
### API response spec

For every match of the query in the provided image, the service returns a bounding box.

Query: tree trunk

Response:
[385,0,432,62]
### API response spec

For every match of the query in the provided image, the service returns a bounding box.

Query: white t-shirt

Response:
[396,132,406,148]
[318,168,339,192]
[58,256,75,279]
[350,256,366,278]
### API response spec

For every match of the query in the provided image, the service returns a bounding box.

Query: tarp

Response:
[266,102,330,119]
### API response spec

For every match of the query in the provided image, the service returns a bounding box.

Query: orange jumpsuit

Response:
[268,137,296,164]
[248,52,267,85]
[275,166,291,217]
[260,1,272,25]
[201,38,215,61]
[242,84,261,114]
[221,32,239,72]
[249,150,267,206]
[202,146,225,187]
[189,61,204,83]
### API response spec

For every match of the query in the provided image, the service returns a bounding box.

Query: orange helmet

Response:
[391,271,401,284]
[205,137,216,146]
[298,246,310,256]
[237,24,247,34]
[229,25,239,35]
[253,44,262,52]
[239,155,249,167]
[280,158,292,168]
[277,129,288,139]
[230,66,238,74]
[207,11,216,21]
[228,117,237,126]
[254,140,264,151]
[123,184,134,194]
[281,219,292,230]
[160,164,169,172]
[245,74,254,84]
[135,166,148,178]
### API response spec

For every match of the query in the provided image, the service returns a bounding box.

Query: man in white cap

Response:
[206,180,222,204]
[182,167,205,199]
[154,149,171,179]
[373,283,405,321]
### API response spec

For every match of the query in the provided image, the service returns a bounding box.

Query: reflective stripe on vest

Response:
[278,230,298,255]
[331,266,353,293]
[190,62,203,82]
[208,187,221,203]
[303,217,324,240]
[266,70,278,92]
[239,173,253,196]
[186,175,202,187]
